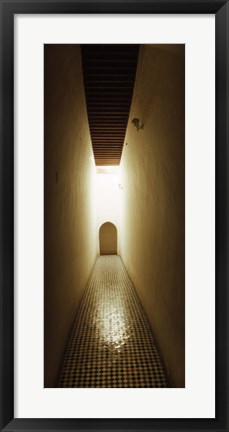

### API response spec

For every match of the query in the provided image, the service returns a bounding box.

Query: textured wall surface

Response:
[44,45,97,387]
[119,45,185,387]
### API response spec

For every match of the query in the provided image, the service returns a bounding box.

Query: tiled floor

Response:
[59,255,168,388]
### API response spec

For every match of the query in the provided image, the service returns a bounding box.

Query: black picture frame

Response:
[0,0,228,431]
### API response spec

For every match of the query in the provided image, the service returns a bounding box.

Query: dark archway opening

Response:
[99,222,117,255]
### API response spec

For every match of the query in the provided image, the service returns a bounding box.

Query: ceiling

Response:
[81,44,139,166]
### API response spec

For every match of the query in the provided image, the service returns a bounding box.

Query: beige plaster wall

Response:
[44,45,97,387]
[99,222,117,255]
[119,45,185,387]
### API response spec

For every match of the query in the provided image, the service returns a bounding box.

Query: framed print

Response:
[0,1,228,431]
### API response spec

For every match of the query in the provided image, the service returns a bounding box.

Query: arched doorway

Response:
[99,222,117,255]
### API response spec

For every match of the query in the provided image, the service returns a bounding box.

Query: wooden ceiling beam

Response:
[81,43,139,166]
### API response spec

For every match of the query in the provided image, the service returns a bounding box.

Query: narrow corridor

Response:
[59,255,168,388]
[45,44,185,388]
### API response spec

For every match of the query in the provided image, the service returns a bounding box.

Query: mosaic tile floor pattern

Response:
[59,255,168,388]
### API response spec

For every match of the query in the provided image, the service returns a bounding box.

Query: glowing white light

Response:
[94,165,123,255]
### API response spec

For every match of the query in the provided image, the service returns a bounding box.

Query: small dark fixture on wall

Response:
[131,117,144,131]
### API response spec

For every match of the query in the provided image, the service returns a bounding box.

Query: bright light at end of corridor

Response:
[94,165,123,237]
[96,166,122,188]
[96,165,119,175]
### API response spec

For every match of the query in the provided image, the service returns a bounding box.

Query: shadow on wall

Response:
[99,222,117,255]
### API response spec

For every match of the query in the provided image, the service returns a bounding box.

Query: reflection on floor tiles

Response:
[59,255,168,388]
